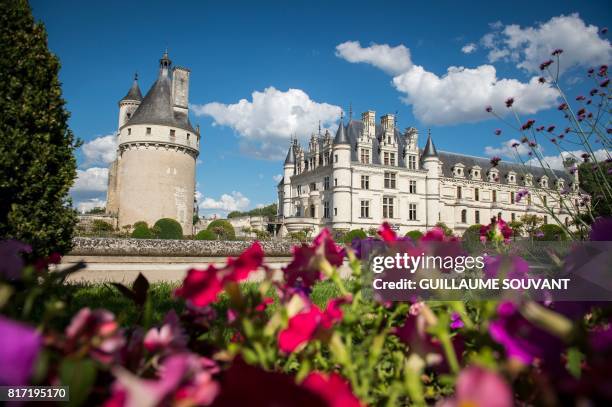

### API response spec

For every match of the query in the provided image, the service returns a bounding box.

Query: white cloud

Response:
[482,14,611,74]
[392,64,558,125]
[461,43,477,54]
[72,167,108,192]
[335,41,413,75]
[81,134,117,167]
[77,198,106,214]
[484,138,531,158]
[526,149,609,170]
[192,87,341,159]
[273,174,283,183]
[199,191,250,213]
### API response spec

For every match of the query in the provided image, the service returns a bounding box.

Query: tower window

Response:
[127,128,131,135]
[492,190,497,202]
[146,127,151,135]
[127,113,131,119]
[510,191,515,204]
[187,133,190,140]
[474,188,479,201]
[324,201,330,218]
[457,186,462,199]
[170,129,176,137]
[324,176,330,190]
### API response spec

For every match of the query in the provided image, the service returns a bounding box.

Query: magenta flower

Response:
[483,255,529,279]
[143,310,187,353]
[599,65,608,77]
[539,59,553,70]
[490,156,501,167]
[450,312,464,329]
[590,88,598,96]
[528,140,537,147]
[551,137,557,143]
[494,129,502,136]
[302,372,362,407]
[175,242,264,307]
[0,240,32,280]
[480,217,512,243]
[378,222,398,242]
[0,316,41,386]
[515,189,529,203]
[589,217,612,241]
[65,308,125,364]
[558,102,568,110]
[521,119,535,130]
[440,366,512,407]
[546,125,555,132]
[552,48,563,56]
[535,125,545,132]
[505,97,514,108]
[520,136,529,143]
[576,95,586,101]
[283,229,344,291]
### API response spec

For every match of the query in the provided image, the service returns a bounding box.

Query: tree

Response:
[206,219,235,240]
[86,207,105,215]
[131,224,153,239]
[508,221,524,239]
[520,214,543,238]
[153,218,183,240]
[405,230,424,241]
[578,161,612,221]
[536,224,567,241]
[194,229,216,240]
[0,0,80,257]
[92,220,113,233]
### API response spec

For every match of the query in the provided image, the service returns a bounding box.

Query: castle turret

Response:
[421,132,440,228]
[112,51,200,234]
[332,114,351,229]
[118,73,142,129]
[281,141,295,217]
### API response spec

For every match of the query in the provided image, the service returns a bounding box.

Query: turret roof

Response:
[333,115,349,145]
[120,74,142,102]
[422,133,438,158]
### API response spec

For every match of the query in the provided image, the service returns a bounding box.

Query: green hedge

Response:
[153,218,183,240]
[207,219,235,240]
[131,224,153,239]
[92,219,113,232]
[195,229,216,240]
[343,229,367,244]
[405,230,423,241]
[536,224,567,241]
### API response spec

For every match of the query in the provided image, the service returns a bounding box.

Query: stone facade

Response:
[106,52,200,235]
[277,110,585,236]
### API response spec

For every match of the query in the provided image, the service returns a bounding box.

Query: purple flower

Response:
[483,255,529,279]
[588,68,595,76]
[558,103,568,110]
[538,76,546,84]
[552,49,563,56]
[600,79,609,87]
[535,230,545,238]
[521,119,535,130]
[529,140,537,147]
[505,97,514,108]
[0,240,32,280]
[601,27,609,35]
[540,59,553,70]
[589,217,612,241]
[450,312,464,329]
[485,105,493,113]
[494,129,502,136]
[490,156,501,167]
[0,316,42,386]
[599,65,608,77]
[535,125,545,132]
[516,189,529,202]
[576,95,586,101]
[511,142,520,148]
[520,136,529,143]
[546,125,555,132]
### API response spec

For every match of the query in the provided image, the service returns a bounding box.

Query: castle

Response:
[106,52,199,234]
[277,111,583,236]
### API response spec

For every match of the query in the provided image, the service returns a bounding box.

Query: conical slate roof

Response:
[333,116,349,145]
[284,143,295,165]
[123,53,197,133]
[120,74,142,102]
[422,134,438,158]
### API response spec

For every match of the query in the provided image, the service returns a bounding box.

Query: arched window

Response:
[461,209,467,223]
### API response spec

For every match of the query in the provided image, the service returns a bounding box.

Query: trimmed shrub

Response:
[462,224,483,252]
[206,219,235,240]
[92,220,113,233]
[435,222,453,236]
[133,221,148,230]
[195,229,216,240]
[343,229,367,244]
[536,224,567,241]
[405,230,423,241]
[131,224,153,239]
[153,218,183,240]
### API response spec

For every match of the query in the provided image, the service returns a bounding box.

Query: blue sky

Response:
[31,0,611,215]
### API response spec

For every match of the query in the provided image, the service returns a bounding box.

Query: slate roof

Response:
[422,134,438,158]
[122,56,197,134]
[284,143,295,165]
[120,75,142,102]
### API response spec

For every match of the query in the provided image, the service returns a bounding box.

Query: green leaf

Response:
[131,273,150,306]
[60,358,97,406]
[566,347,583,379]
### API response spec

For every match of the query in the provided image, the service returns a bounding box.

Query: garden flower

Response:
[552,48,563,56]
[439,366,512,407]
[600,78,609,87]
[576,95,586,101]
[490,156,501,167]
[551,137,557,143]
[538,76,545,84]
[588,68,595,75]
[175,242,264,307]
[302,372,362,407]
[529,140,537,147]
[511,142,520,148]
[589,217,612,241]
[278,298,347,353]
[378,222,398,241]
[66,308,126,364]
[450,312,464,329]
[480,218,512,243]
[483,255,529,279]
[0,239,31,280]
[0,316,41,386]
[602,27,608,34]
[485,105,492,113]
[540,59,553,70]
[283,229,344,291]
[520,136,529,143]
[535,125,545,132]
[143,310,187,353]
[599,64,608,77]
[521,119,535,130]
[558,102,568,110]
[505,97,514,108]
[494,129,502,135]
[547,125,556,132]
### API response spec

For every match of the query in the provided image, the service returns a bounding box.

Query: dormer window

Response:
[408,155,416,170]
[556,179,565,190]
[453,164,465,177]
[507,171,517,184]
[539,176,549,188]
[524,173,533,186]
[360,148,370,164]
[470,166,481,180]
[170,129,176,138]
[488,168,499,182]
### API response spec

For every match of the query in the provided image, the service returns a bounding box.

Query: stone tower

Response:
[331,114,352,230]
[107,52,200,234]
[421,132,440,228]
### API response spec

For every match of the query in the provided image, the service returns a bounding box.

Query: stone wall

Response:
[70,237,293,257]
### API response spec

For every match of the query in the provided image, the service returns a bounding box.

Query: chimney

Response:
[172,67,190,110]
[361,110,375,138]
[381,114,395,133]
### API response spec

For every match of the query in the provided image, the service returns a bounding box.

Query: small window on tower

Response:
[170,129,176,137]
[127,128,131,135]
[187,133,190,140]
[146,127,151,135]
[127,113,131,119]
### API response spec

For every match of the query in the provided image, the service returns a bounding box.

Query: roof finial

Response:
[134,72,138,81]
[318,120,321,136]
[349,103,353,121]
[340,110,344,123]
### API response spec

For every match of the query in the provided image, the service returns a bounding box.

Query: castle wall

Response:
[106,158,119,215]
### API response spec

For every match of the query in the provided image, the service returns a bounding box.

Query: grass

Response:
[37,280,344,330]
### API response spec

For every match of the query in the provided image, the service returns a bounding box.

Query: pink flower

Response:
[0,316,41,386]
[421,227,446,242]
[65,308,125,364]
[505,97,514,108]
[599,64,608,77]
[450,312,464,329]
[278,298,347,353]
[143,310,187,353]
[283,228,344,290]
[440,366,512,407]
[175,242,264,307]
[480,218,512,243]
[302,372,363,407]
[378,222,397,242]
